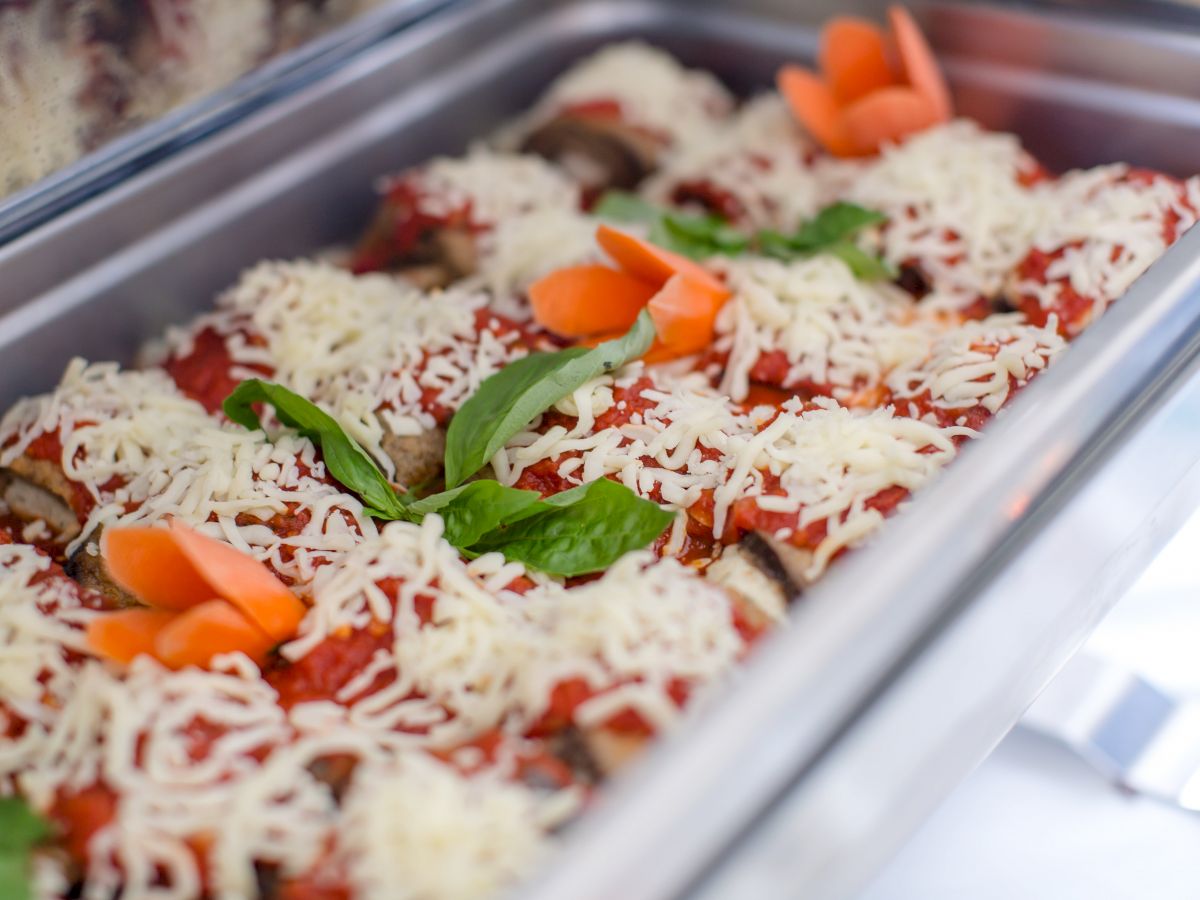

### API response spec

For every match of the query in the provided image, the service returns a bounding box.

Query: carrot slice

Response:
[168,521,305,642]
[646,273,731,359]
[595,224,727,293]
[153,599,275,669]
[529,264,658,338]
[889,5,952,121]
[86,608,177,665]
[842,86,941,155]
[102,527,219,611]
[820,17,898,105]
[776,65,859,158]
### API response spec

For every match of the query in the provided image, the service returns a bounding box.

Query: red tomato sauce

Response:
[164,326,272,415]
[349,178,480,275]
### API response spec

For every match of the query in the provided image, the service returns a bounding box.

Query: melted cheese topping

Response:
[471,206,599,308]
[716,397,962,577]
[291,517,744,743]
[340,751,580,900]
[13,647,569,900]
[848,120,1046,309]
[402,150,582,226]
[0,544,96,775]
[1013,165,1200,317]
[645,94,826,229]
[0,360,375,584]
[888,313,1065,418]
[180,260,533,472]
[714,255,931,402]
[530,41,734,147]
[495,370,963,574]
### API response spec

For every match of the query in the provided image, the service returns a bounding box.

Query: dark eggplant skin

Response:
[521,115,660,194]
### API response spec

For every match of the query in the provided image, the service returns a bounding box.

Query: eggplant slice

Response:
[0,455,82,541]
[354,204,478,287]
[738,530,809,602]
[521,116,660,194]
[65,535,140,608]
[381,424,448,492]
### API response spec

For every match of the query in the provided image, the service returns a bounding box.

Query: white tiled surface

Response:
[863,508,1200,900]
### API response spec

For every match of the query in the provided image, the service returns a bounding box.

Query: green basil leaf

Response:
[752,203,891,279]
[595,191,749,260]
[593,190,662,223]
[0,797,52,900]
[443,310,656,488]
[657,214,751,260]
[223,380,409,519]
[826,241,897,281]
[405,481,543,548]
[467,478,674,577]
[788,201,886,250]
[755,229,798,261]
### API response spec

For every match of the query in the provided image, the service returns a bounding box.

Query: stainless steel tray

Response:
[3,2,1200,898]
[0,0,454,247]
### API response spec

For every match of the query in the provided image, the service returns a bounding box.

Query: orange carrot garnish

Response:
[889,5,952,121]
[153,600,275,670]
[90,522,305,669]
[842,86,940,156]
[777,65,859,158]
[85,609,177,665]
[103,527,218,611]
[646,273,731,359]
[595,224,727,293]
[166,521,305,642]
[820,17,897,104]
[529,264,658,338]
[778,5,952,157]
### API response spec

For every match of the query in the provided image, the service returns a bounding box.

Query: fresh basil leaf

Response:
[223,380,409,519]
[753,203,891,279]
[755,229,798,261]
[788,201,886,250]
[405,481,542,548]
[826,241,897,281]
[443,310,656,488]
[655,214,751,260]
[595,191,748,260]
[0,797,51,900]
[467,478,674,577]
[593,190,661,223]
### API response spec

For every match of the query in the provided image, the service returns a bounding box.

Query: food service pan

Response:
[3,1,1200,898]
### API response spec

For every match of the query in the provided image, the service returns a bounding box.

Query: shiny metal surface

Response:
[1,2,1199,898]
[0,0,454,247]
[1022,650,1200,811]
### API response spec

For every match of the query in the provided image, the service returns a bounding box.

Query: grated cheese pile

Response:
[400,150,582,227]
[340,749,581,900]
[8,646,577,900]
[0,359,376,586]
[846,120,1048,310]
[0,542,98,775]
[645,94,827,230]
[379,150,595,305]
[888,313,1066,424]
[290,517,745,744]
[1012,165,1200,322]
[494,369,965,575]
[714,255,931,403]
[524,41,734,148]
[0,6,95,194]
[173,260,535,473]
